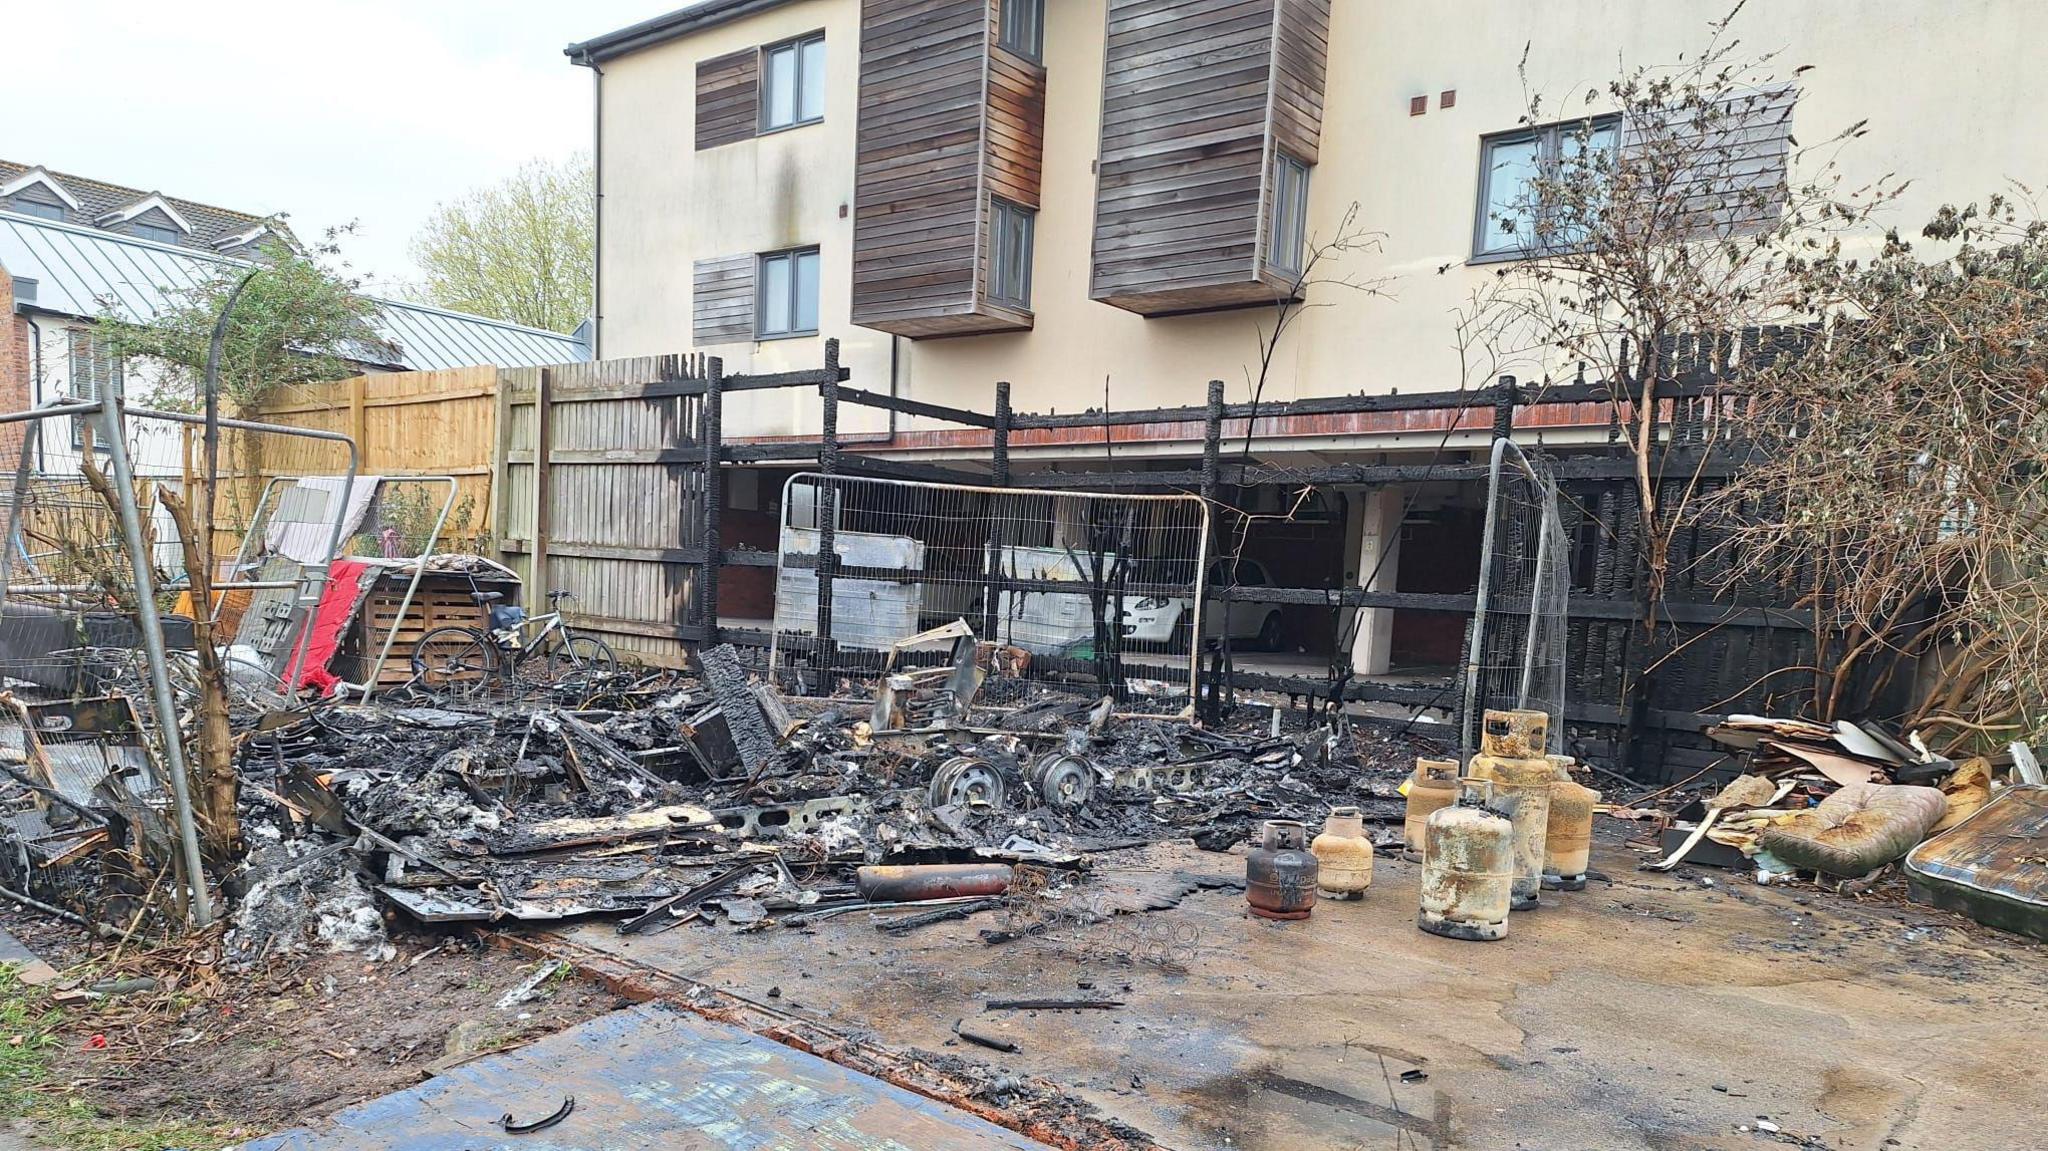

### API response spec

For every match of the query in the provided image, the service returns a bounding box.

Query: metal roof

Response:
[567,0,798,64]
[0,210,588,372]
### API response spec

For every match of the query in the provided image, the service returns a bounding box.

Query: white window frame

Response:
[760,32,826,132]
[756,246,821,339]
[1472,114,1621,261]
[988,198,1035,311]
[1265,152,1311,278]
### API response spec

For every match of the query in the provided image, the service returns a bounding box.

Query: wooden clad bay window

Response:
[1090,0,1332,316]
[850,0,1044,338]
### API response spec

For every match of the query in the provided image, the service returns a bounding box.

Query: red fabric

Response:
[296,558,372,695]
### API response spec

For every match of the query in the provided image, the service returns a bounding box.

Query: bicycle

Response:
[410,588,618,699]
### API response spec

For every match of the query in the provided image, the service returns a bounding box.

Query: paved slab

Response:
[239,1003,1055,1150]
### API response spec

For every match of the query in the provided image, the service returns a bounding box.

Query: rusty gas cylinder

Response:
[1543,773,1600,891]
[1403,758,1460,858]
[1310,806,1373,899]
[1481,708,1550,759]
[1468,750,1552,911]
[1417,779,1514,941]
[855,864,1014,902]
[1246,820,1319,920]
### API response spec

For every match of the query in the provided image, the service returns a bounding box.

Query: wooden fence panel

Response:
[237,366,501,546]
[498,355,711,668]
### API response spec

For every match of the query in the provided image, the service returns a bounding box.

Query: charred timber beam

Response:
[829,387,998,428]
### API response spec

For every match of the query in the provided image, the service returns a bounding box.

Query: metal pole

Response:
[1460,435,1513,769]
[1517,493,1552,709]
[1197,380,1224,721]
[97,393,213,927]
[816,347,840,681]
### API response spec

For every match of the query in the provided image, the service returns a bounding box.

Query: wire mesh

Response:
[769,473,1208,700]
[1458,440,1571,762]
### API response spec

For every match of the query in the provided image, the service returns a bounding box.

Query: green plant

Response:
[0,967,232,1151]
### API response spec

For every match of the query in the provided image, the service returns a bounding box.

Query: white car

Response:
[1121,558,1283,651]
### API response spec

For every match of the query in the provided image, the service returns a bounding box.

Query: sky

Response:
[3,0,670,299]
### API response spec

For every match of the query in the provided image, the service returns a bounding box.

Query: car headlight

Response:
[1134,597,1169,610]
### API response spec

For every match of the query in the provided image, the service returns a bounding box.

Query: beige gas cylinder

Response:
[1403,758,1461,856]
[1482,708,1550,759]
[1417,780,1514,941]
[1311,806,1374,899]
[1543,776,1600,891]
[1470,710,1553,911]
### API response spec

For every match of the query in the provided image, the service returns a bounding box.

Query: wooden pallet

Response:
[348,577,512,684]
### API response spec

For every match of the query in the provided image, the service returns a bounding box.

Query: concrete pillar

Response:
[1349,487,1403,676]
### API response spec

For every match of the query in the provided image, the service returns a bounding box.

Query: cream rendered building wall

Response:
[595,0,2048,449]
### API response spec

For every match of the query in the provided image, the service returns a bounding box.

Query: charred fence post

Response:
[1492,374,1518,442]
[816,340,841,686]
[701,356,723,642]
[1199,379,1225,724]
[982,381,1011,641]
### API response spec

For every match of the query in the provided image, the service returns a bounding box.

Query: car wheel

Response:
[1256,611,1283,652]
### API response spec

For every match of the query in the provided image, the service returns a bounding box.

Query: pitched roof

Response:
[0,209,588,372]
[0,160,296,253]
[567,0,798,63]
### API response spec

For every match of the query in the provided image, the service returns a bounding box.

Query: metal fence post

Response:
[97,394,213,927]
[981,381,1011,641]
[1198,379,1225,723]
[816,343,840,681]
[701,356,723,642]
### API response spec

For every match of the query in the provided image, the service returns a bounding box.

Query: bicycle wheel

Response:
[546,633,618,689]
[411,626,498,699]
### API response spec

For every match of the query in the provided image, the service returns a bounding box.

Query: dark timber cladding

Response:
[851,0,1043,338]
[696,49,759,150]
[1091,0,1331,315]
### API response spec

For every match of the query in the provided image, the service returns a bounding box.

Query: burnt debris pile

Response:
[208,647,1427,958]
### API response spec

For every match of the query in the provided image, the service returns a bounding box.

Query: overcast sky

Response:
[4,0,668,299]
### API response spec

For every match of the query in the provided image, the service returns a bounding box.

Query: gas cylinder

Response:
[1310,806,1373,899]
[1245,820,1319,920]
[1543,775,1600,891]
[1403,758,1461,857]
[1417,779,1514,941]
[1482,708,1550,759]
[1468,709,1553,911]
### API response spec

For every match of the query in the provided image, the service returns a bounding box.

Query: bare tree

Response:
[1470,5,1898,608]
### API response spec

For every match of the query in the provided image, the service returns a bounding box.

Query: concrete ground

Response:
[562,836,2048,1151]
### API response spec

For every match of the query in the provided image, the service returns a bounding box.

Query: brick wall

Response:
[0,269,29,470]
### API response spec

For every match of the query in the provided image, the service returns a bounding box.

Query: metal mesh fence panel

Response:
[1459,440,1571,762]
[769,473,1208,702]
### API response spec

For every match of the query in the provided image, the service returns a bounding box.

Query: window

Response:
[66,330,122,449]
[999,0,1044,59]
[127,221,182,245]
[988,199,1035,310]
[757,247,820,338]
[1474,115,1620,259]
[761,33,825,131]
[7,189,66,222]
[1266,153,1310,278]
